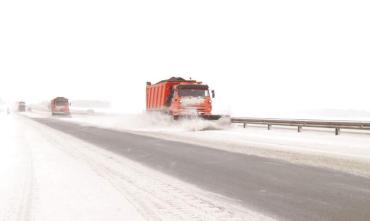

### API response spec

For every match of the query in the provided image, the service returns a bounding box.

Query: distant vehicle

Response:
[16,101,26,112]
[146,77,221,120]
[50,97,71,115]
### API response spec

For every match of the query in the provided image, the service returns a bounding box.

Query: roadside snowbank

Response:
[0,115,31,221]
[0,115,145,221]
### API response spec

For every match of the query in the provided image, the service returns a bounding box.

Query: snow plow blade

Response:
[174,115,230,121]
[200,115,223,120]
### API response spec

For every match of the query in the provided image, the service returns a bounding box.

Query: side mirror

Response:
[211,90,215,98]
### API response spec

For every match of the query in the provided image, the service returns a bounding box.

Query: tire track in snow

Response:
[56,142,263,221]
[15,143,34,221]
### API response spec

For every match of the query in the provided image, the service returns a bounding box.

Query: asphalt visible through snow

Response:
[31,117,370,221]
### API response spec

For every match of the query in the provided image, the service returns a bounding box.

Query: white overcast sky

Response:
[1,0,369,115]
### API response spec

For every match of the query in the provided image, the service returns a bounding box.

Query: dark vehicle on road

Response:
[16,101,26,112]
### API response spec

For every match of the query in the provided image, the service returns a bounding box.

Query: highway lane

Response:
[30,117,370,221]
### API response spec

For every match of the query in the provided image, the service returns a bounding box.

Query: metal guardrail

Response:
[230,117,370,135]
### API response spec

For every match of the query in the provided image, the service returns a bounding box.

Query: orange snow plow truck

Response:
[146,77,221,120]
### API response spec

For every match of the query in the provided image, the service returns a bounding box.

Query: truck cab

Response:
[170,83,213,118]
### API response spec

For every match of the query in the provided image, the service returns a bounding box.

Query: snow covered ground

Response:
[0,114,272,221]
[46,112,370,178]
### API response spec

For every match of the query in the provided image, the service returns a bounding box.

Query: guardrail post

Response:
[243,123,246,128]
[298,126,302,133]
[335,128,341,136]
[267,124,272,130]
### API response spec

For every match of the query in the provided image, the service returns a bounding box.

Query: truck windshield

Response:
[178,89,209,97]
[55,100,68,106]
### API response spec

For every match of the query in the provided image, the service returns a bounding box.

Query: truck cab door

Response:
[166,88,174,106]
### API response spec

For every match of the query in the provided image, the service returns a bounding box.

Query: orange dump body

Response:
[50,97,70,115]
[146,77,216,119]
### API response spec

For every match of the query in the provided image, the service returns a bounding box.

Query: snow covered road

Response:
[28,115,370,221]
[53,113,370,177]
[0,115,268,221]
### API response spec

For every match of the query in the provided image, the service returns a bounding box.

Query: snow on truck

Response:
[146,77,221,120]
[50,97,71,115]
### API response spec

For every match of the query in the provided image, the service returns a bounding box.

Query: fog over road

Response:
[30,116,370,221]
